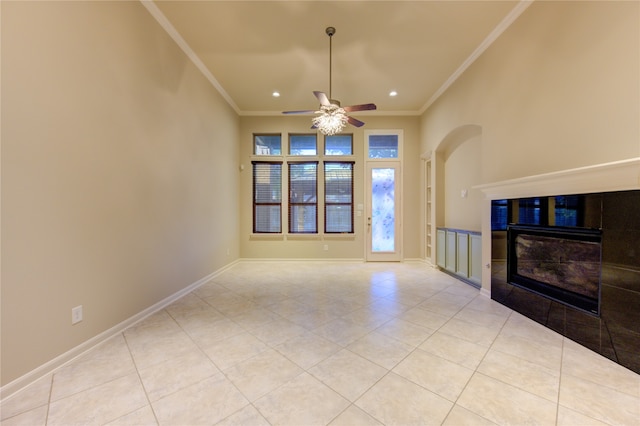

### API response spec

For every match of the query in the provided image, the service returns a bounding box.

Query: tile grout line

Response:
[121,329,161,426]
[441,306,514,425]
[43,374,53,426]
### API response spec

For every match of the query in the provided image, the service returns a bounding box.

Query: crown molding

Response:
[139,0,240,114]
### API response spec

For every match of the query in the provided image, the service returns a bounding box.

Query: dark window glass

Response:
[555,195,581,227]
[519,197,546,225]
[491,199,509,231]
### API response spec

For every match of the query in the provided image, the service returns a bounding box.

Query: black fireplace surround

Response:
[492,190,640,374]
[507,225,602,315]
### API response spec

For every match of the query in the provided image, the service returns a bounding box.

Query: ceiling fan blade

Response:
[282,110,317,115]
[347,116,365,127]
[343,103,377,112]
[313,91,331,106]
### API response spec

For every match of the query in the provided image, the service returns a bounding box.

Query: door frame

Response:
[364,161,402,262]
[363,129,404,262]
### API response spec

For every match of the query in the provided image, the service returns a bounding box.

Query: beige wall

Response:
[421,1,639,183]
[1,1,240,385]
[239,115,422,260]
[439,126,483,231]
[421,0,639,287]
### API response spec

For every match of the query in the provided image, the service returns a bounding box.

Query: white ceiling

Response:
[146,1,530,116]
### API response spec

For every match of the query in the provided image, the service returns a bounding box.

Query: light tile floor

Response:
[2,261,639,425]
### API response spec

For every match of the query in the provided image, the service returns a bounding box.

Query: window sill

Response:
[249,233,356,241]
[250,234,285,241]
[323,234,356,241]
[286,234,321,241]
[251,155,284,161]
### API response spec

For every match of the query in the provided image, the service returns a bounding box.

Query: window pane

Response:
[289,167,317,203]
[325,163,352,203]
[254,134,281,155]
[326,205,352,233]
[254,205,281,233]
[289,205,317,232]
[325,162,353,233]
[371,167,395,251]
[325,134,353,155]
[289,134,317,155]
[253,163,282,202]
[289,162,317,233]
[253,162,282,233]
[368,134,398,158]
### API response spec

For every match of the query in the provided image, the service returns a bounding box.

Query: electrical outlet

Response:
[72,305,83,325]
[323,244,329,251]
[226,248,230,256]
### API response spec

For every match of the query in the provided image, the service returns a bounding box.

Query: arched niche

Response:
[433,124,483,231]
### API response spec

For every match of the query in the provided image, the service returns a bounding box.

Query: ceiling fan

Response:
[283,26,377,135]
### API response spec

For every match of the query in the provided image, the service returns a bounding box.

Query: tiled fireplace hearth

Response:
[478,159,640,374]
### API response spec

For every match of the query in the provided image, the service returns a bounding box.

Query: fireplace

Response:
[507,225,602,315]
[488,187,639,374]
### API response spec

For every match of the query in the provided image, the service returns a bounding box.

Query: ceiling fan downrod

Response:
[326,26,336,100]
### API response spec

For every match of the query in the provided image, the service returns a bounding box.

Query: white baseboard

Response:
[402,258,429,264]
[239,258,365,263]
[0,260,239,402]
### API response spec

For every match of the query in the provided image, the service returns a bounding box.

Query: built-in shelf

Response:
[425,159,433,260]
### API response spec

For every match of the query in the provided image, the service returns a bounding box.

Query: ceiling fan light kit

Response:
[312,103,348,136]
[283,27,376,135]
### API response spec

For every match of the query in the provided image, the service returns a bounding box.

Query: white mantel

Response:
[476,157,640,201]
[474,157,640,296]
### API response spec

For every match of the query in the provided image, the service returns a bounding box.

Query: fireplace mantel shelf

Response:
[475,157,640,200]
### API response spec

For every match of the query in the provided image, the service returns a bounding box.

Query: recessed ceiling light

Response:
[272,91,280,97]
[389,91,398,97]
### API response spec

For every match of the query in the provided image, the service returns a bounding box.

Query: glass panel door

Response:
[366,162,401,261]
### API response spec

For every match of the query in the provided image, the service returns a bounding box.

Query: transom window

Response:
[325,134,353,156]
[368,134,398,158]
[289,134,317,156]
[254,134,281,155]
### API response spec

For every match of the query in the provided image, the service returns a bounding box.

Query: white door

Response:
[366,161,401,261]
